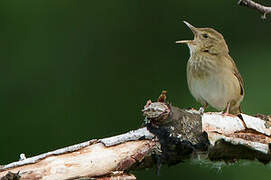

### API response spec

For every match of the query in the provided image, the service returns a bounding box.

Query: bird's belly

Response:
[189,73,235,110]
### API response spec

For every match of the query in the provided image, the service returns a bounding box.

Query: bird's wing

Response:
[226,54,244,95]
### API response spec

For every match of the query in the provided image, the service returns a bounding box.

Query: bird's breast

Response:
[187,55,217,79]
[186,55,242,111]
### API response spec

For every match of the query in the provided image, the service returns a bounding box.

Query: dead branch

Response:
[238,0,271,19]
[1,97,271,179]
[0,128,156,180]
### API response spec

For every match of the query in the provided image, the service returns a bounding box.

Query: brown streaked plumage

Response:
[176,21,244,115]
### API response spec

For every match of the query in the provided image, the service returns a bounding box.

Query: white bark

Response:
[1,102,271,180]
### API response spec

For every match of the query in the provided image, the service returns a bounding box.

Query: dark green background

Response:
[1,0,271,179]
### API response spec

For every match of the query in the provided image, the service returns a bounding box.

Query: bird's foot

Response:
[222,112,236,118]
[221,102,237,117]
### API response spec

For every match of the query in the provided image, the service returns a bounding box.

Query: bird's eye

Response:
[202,33,208,38]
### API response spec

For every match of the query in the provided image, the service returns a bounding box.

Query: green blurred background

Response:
[1,0,271,179]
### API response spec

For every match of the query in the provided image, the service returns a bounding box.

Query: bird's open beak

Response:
[176,21,198,44]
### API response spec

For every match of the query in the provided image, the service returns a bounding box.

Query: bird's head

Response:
[176,21,229,56]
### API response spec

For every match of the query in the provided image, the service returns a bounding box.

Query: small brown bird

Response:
[176,21,244,115]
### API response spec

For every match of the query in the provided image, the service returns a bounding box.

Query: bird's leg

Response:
[199,103,208,114]
[222,102,236,117]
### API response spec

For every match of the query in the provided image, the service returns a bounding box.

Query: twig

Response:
[238,0,271,19]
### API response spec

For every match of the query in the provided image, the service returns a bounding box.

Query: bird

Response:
[176,21,244,115]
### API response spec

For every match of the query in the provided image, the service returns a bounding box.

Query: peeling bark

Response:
[0,130,156,180]
[1,99,271,179]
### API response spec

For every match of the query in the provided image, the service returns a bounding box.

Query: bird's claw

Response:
[222,112,236,118]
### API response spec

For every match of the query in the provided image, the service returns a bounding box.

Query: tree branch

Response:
[1,97,271,179]
[0,128,156,180]
[238,0,271,19]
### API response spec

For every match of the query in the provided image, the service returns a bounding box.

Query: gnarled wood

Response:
[1,100,271,179]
